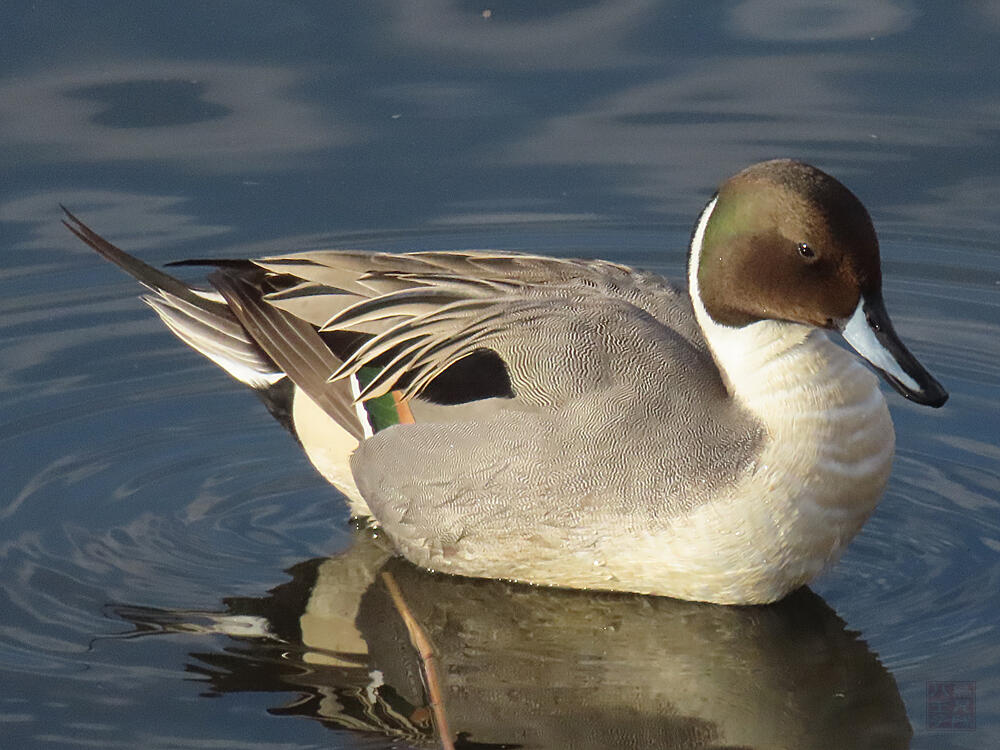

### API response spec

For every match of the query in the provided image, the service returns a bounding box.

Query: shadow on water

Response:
[110,529,911,750]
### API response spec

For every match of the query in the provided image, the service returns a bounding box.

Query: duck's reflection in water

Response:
[113,531,911,749]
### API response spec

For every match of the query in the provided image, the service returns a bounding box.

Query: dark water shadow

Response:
[109,529,911,749]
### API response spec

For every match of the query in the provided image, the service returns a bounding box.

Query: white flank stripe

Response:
[350,373,374,438]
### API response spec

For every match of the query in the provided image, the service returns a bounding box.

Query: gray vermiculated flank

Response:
[319,255,766,562]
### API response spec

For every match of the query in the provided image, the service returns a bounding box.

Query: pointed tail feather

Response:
[62,207,283,390]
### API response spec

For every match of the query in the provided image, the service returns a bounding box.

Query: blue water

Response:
[2,3,998,748]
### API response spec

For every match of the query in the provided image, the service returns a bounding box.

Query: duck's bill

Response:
[840,294,948,407]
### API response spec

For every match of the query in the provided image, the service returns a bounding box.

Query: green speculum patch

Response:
[356,366,402,433]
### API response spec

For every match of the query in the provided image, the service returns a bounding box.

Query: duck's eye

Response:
[797,242,815,259]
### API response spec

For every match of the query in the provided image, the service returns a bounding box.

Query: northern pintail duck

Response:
[64,159,947,604]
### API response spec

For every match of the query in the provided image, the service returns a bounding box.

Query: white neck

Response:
[686,197,894,513]
[688,197,879,416]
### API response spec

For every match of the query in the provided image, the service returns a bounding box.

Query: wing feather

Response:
[247,247,700,407]
[210,271,364,441]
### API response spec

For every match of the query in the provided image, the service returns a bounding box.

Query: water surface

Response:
[2,3,998,748]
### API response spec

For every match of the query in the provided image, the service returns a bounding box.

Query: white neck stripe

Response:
[687,195,718,315]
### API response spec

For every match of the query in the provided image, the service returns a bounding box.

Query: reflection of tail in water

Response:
[108,537,444,746]
[108,606,273,639]
[109,531,913,750]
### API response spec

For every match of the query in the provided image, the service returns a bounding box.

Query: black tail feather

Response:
[60,206,230,316]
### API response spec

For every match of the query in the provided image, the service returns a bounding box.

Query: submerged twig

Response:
[381,571,455,750]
